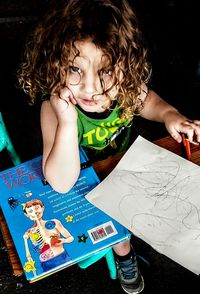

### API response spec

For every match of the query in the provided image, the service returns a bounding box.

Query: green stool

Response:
[78,234,132,279]
[78,234,150,280]
[78,247,117,279]
[0,112,21,166]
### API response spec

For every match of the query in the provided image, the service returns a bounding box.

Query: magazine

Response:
[0,148,129,282]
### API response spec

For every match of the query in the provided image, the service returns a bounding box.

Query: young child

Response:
[18,0,200,293]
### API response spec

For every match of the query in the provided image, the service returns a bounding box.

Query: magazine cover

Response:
[0,148,129,282]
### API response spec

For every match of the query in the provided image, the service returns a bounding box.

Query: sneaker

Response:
[116,255,144,294]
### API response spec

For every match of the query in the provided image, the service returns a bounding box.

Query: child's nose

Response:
[82,73,101,94]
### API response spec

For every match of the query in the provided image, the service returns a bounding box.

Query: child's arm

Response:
[140,89,200,144]
[40,88,80,193]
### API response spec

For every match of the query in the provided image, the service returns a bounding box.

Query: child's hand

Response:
[164,110,200,144]
[50,87,78,124]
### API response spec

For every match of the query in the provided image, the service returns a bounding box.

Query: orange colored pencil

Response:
[185,138,191,160]
[181,133,191,160]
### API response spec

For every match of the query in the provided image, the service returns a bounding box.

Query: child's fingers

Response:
[186,129,195,143]
[166,117,200,144]
[50,89,71,113]
[194,121,200,143]
[193,120,200,125]
[180,122,200,144]
[69,96,77,105]
[60,87,73,101]
[185,120,200,143]
[181,126,194,143]
[59,87,77,105]
[169,129,182,143]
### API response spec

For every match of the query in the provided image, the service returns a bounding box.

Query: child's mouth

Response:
[81,99,96,106]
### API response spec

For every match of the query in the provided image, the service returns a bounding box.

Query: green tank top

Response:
[76,106,132,153]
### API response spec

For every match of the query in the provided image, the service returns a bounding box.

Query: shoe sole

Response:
[121,276,144,294]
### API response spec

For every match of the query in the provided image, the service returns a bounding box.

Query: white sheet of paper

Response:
[86,136,200,274]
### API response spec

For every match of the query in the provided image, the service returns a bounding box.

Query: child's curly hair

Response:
[17,0,151,120]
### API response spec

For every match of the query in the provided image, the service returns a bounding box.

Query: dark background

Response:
[0,1,200,293]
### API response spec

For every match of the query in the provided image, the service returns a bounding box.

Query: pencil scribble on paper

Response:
[86,136,200,274]
[110,159,200,247]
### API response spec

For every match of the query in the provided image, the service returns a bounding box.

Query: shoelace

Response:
[119,257,138,280]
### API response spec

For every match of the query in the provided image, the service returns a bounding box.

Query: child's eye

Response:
[69,66,81,74]
[67,66,81,85]
[103,69,112,76]
[100,68,114,89]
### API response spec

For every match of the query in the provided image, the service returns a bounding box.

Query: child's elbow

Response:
[43,169,80,194]
[48,180,75,194]
[43,173,75,193]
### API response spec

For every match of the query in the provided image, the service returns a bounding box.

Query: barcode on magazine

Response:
[88,221,118,244]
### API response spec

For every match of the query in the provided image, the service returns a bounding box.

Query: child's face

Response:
[65,40,119,113]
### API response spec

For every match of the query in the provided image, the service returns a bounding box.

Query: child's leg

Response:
[113,239,131,256]
[113,239,144,294]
